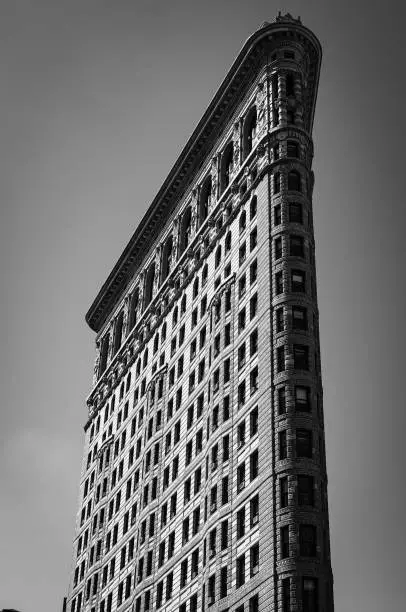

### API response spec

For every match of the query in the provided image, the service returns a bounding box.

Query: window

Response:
[209,527,217,557]
[199,176,211,225]
[239,275,246,299]
[250,449,259,480]
[302,577,318,612]
[244,107,257,157]
[274,204,281,226]
[290,235,304,258]
[237,462,245,492]
[291,269,305,292]
[250,406,258,436]
[220,566,228,599]
[238,381,246,407]
[298,475,314,506]
[221,519,228,550]
[281,525,290,558]
[208,574,216,606]
[191,548,199,579]
[274,172,280,194]
[293,344,309,370]
[276,307,284,332]
[296,429,313,458]
[247,295,257,323]
[300,525,317,557]
[144,263,155,309]
[275,236,282,259]
[250,227,257,251]
[215,245,222,268]
[280,476,288,508]
[221,143,234,192]
[161,235,173,282]
[295,386,311,411]
[180,559,188,588]
[282,578,291,612]
[279,430,287,460]
[238,308,246,333]
[250,195,257,219]
[237,507,245,539]
[288,170,301,192]
[239,242,246,266]
[273,143,280,160]
[275,271,283,295]
[289,202,303,224]
[236,554,246,588]
[250,543,259,576]
[239,210,247,234]
[250,494,259,527]
[250,259,258,284]
[249,594,259,612]
[287,140,299,158]
[277,346,285,372]
[292,306,307,330]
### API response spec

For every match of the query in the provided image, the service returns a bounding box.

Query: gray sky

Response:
[1,1,405,610]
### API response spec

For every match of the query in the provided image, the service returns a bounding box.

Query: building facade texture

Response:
[67,14,334,612]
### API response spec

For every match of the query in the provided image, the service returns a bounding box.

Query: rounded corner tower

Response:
[67,14,334,612]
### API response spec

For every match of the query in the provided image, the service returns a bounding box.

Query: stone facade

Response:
[67,14,333,612]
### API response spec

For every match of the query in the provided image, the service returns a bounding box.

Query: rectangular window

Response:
[239,243,247,266]
[275,236,282,259]
[299,524,317,557]
[250,449,259,480]
[296,429,313,458]
[221,519,228,550]
[280,476,288,508]
[295,385,311,411]
[208,574,216,606]
[293,344,309,370]
[290,235,304,257]
[277,346,285,372]
[274,204,281,225]
[237,462,246,492]
[282,578,291,612]
[291,269,305,292]
[279,430,287,460]
[237,507,245,539]
[250,543,259,576]
[220,566,228,599]
[276,307,284,332]
[281,525,290,558]
[298,475,314,506]
[302,577,318,612]
[289,202,303,224]
[250,293,258,319]
[278,386,286,415]
[292,306,307,330]
[250,494,259,527]
[236,554,246,588]
[250,259,258,284]
[276,271,283,295]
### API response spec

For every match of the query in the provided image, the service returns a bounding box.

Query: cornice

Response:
[85,18,321,334]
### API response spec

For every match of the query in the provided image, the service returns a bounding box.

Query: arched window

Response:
[129,288,139,330]
[144,263,155,309]
[199,176,212,225]
[215,245,222,269]
[161,235,173,283]
[99,333,110,376]
[179,207,192,254]
[243,106,257,157]
[113,311,124,355]
[193,277,199,299]
[220,142,234,193]
[288,170,301,192]
[225,231,232,253]
[239,210,246,234]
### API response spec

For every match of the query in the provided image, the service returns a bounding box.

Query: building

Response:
[66,13,334,612]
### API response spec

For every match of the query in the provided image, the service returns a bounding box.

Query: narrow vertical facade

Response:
[67,14,333,612]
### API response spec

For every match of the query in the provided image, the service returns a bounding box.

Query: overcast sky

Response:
[1,1,405,611]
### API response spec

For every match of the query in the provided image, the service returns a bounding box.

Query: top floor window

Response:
[143,263,155,309]
[199,175,212,226]
[161,235,173,283]
[220,142,234,193]
[243,106,257,157]
[179,207,192,255]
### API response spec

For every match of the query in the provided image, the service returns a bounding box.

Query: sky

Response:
[0,0,405,610]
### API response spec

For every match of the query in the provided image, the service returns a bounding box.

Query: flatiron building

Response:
[67,13,334,612]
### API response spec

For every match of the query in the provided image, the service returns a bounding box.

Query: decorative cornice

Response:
[85,19,321,334]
